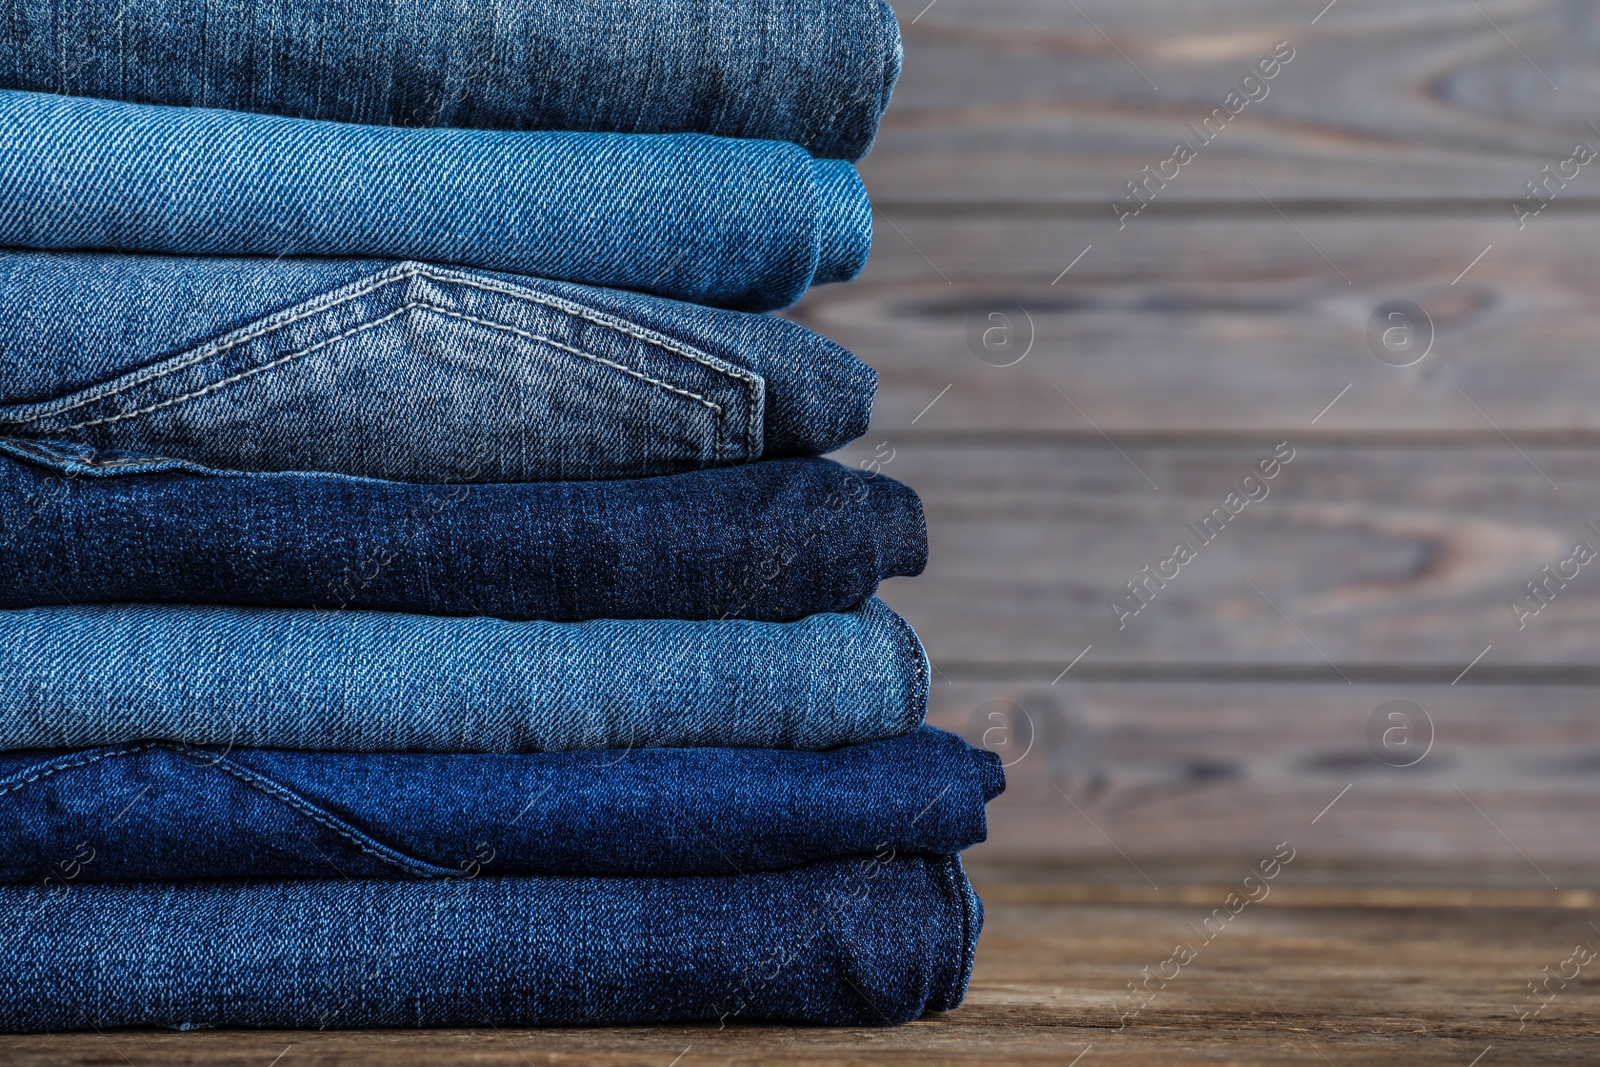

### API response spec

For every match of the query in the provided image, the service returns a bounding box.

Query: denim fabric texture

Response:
[0,727,999,882]
[0,854,978,1030]
[0,91,871,311]
[0,253,877,482]
[0,444,925,621]
[0,0,902,161]
[0,598,926,752]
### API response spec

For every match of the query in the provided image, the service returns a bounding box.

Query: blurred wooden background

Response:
[815,0,1600,1059]
[813,0,1600,884]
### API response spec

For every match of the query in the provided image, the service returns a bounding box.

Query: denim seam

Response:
[195,754,458,880]
[0,438,166,470]
[58,301,724,436]
[0,263,761,456]
[955,854,980,1008]
[59,307,415,431]
[0,741,454,879]
[0,743,157,798]
[0,271,418,417]
[885,604,929,735]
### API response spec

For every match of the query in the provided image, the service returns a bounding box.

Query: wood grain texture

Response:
[790,215,1600,437]
[927,682,1600,869]
[868,0,1600,206]
[840,442,1600,669]
[5,894,1596,1065]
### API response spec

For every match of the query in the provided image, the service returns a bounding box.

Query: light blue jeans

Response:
[0,597,926,751]
[0,90,870,310]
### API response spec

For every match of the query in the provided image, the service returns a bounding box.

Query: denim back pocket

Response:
[0,263,764,483]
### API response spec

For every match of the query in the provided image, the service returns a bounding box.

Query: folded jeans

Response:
[0,727,1000,882]
[0,91,870,311]
[0,446,924,621]
[0,253,876,482]
[0,0,902,161]
[0,853,980,1030]
[0,597,927,753]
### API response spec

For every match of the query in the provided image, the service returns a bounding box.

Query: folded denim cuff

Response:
[930,855,985,1014]
[0,855,980,1029]
[813,159,872,285]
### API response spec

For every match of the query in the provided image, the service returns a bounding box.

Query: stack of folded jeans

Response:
[0,0,1004,1031]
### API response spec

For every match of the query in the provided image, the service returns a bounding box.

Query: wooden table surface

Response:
[12,1,1600,1062]
[8,867,1599,1064]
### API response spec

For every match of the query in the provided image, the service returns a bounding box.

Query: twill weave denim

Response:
[0,0,901,161]
[0,443,924,621]
[0,598,926,752]
[0,854,979,1030]
[0,253,877,482]
[0,727,999,882]
[0,91,872,311]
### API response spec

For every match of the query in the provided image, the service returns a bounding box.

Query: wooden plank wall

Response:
[795,0,1600,881]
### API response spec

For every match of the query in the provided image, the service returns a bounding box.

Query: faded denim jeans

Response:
[0,0,901,161]
[0,597,928,752]
[0,91,871,310]
[0,253,877,482]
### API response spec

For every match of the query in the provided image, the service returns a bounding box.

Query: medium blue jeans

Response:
[0,0,901,161]
[0,91,870,311]
[0,442,924,621]
[0,597,926,752]
[0,727,998,881]
[0,253,876,482]
[0,854,979,1029]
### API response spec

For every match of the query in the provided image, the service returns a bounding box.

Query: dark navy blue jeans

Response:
[0,854,979,1029]
[0,442,924,621]
[0,727,1000,882]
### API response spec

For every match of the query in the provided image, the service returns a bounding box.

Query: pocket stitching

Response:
[430,267,762,456]
[58,301,727,440]
[404,304,725,414]
[0,270,415,420]
[1,263,761,457]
